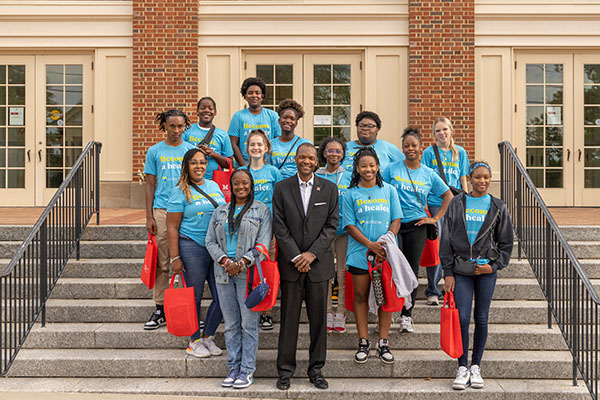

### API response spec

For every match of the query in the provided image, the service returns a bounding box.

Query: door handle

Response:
[567,149,570,162]
[27,150,31,162]
[578,149,582,162]
[38,149,42,162]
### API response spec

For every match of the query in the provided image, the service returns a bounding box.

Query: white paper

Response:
[9,107,24,126]
[313,115,332,126]
[546,106,562,125]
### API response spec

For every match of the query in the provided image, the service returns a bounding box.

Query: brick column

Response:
[408,0,475,156]
[132,0,199,178]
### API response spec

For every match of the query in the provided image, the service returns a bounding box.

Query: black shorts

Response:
[347,265,369,276]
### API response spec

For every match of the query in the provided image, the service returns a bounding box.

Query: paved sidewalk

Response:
[0,394,256,400]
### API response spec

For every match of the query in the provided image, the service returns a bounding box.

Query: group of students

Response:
[142,76,514,391]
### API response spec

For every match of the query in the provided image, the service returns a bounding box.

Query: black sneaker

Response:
[144,309,166,330]
[354,338,370,364]
[260,314,273,331]
[377,338,395,364]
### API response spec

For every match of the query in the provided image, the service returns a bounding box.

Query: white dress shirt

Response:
[298,174,314,215]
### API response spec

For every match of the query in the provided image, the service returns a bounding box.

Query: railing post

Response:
[95,143,100,226]
[573,280,579,386]
[546,220,552,329]
[40,220,48,328]
[75,169,82,260]
[516,175,523,260]
[500,145,505,202]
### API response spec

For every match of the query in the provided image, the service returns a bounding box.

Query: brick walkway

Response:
[0,207,598,226]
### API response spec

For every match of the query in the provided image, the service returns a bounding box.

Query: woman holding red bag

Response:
[440,161,513,390]
[342,147,403,364]
[205,168,273,389]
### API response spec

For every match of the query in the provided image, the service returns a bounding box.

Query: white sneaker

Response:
[399,316,414,333]
[201,336,223,356]
[426,295,440,306]
[470,365,484,389]
[452,366,471,390]
[327,312,334,333]
[334,313,346,333]
[186,339,210,358]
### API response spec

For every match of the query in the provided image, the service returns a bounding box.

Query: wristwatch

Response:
[169,256,180,264]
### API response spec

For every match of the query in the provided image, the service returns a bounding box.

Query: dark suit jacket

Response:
[273,174,339,283]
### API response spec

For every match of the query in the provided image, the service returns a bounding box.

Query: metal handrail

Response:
[499,141,599,399]
[0,141,101,375]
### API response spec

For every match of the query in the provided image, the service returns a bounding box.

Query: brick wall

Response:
[132,0,199,178]
[408,0,475,157]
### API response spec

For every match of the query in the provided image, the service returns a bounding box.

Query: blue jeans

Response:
[216,273,260,374]
[179,236,222,341]
[453,272,497,367]
[425,205,443,298]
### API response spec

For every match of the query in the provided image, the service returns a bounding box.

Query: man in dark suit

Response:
[272,143,339,390]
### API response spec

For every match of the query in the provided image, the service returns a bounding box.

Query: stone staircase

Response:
[0,224,597,399]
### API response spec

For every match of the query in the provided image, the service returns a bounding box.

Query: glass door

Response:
[35,55,93,205]
[0,56,35,206]
[516,54,574,206]
[575,55,600,206]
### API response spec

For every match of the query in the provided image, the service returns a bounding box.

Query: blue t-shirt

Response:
[144,141,197,209]
[422,145,470,206]
[240,164,282,211]
[226,205,245,258]
[182,124,234,180]
[270,136,312,179]
[465,194,492,264]
[227,108,281,162]
[343,139,405,172]
[382,162,449,223]
[342,182,403,270]
[315,168,352,235]
[166,180,227,247]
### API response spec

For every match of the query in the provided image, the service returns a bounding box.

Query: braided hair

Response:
[317,136,346,166]
[227,169,255,237]
[349,146,384,188]
[155,109,190,132]
[176,148,205,203]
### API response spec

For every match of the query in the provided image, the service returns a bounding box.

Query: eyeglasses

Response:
[325,149,343,155]
[189,160,208,166]
[358,123,377,129]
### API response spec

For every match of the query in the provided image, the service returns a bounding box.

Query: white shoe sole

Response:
[452,382,470,390]
[233,380,253,389]
[471,382,484,389]
[221,380,234,388]
[186,349,210,358]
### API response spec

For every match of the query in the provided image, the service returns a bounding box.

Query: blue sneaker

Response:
[233,371,254,389]
[221,366,240,388]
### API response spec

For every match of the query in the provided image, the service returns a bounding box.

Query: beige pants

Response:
[327,234,348,314]
[152,208,170,305]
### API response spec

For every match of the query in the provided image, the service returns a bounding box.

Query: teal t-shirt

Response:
[227,108,281,162]
[422,145,470,206]
[182,124,234,180]
[343,139,405,172]
[465,194,492,264]
[383,162,449,223]
[315,168,352,235]
[342,182,403,270]
[270,136,312,179]
[226,205,245,258]
[167,180,226,246]
[143,141,197,209]
[240,164,282,211]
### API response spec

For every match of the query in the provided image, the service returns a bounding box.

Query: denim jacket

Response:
[205,200,273,284]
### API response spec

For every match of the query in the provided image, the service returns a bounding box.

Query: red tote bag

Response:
[367,252,405,313]
[246,243,280,312]
[420,210,441,267]
[141,233,157,289]
[345,270,355,313]
[212,158,233,202]
[164,274,199,337]
[440,291,463,358]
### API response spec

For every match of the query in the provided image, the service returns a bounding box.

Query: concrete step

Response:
[23,323,568,351]
[6,348,575,379]
[0,377,590,399]
[43,299,552,324]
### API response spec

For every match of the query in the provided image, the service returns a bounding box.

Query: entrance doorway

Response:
[0,54,93,206]
[245,52,362,145]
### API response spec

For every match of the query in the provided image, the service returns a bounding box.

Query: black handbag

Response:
[452,210,500,276]
[432,144,464,196]
[404,162,438,240]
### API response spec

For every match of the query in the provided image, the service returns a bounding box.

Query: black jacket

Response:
[440,192,514,277]
[272,174,339,283]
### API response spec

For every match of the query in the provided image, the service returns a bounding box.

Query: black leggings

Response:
[397,221,428,317]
